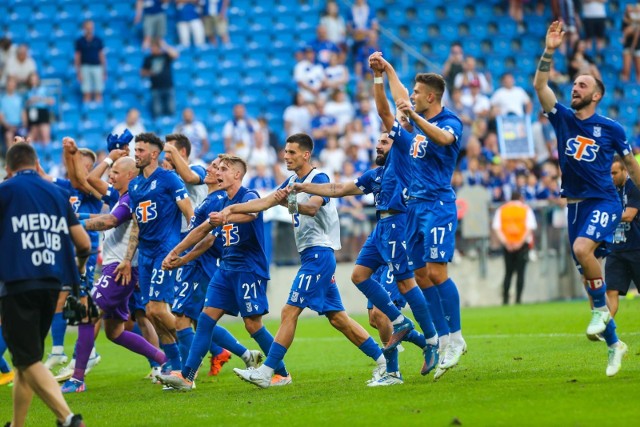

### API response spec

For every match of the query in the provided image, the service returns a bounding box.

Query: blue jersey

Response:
[355,153,408,214]
[612,177,640,251]
[547,102,632,200]
[390,110,462,201]
[129,168,188,257]
[143,0,166,14]
[213,187,269,279]
[54,178,102,250]
[0,170,81,295]
[101,184,120,210]
[189,189,226,277]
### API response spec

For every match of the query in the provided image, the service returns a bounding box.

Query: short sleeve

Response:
[355,169,376,195]
[241,191,259,203]
[190,165,206,185]
[310,173,330,204]
[438,116,463,144]
[53,178,73,191]
[612,123,632,157]
[101,184,120,208]
[166,172,189,201]
[111,202,133,227]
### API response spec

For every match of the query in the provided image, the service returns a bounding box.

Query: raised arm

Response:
[533,21,563,113]
[87,149,128,196]
[293,180,363,198]
[164,143,202,184]
[369,52,395,132]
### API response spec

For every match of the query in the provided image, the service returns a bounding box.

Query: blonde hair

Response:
[218,154,248,176]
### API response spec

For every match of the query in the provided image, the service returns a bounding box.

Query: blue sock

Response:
[355,278,402,322]
[422,286,450,337]
[51,312,66,348]
[264,342,288,370]
[585,278,607,308]
[404,329,427,349]
[251,326,288,376]
[209,341,224,357]
[176,328,194,370]
[162,342,181,374]
[602,318,618,346]
[436,278,462,333]
[212,325,248,358]
[0,327,9,373]
[403,286,437,339]
[383,347,399,373]
[358,337,383,361]
[183,313,218,380]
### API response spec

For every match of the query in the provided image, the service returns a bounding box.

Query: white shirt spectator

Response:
[319,145,346,175]
[223,116,258,159]
[324,92,354,134]
[174,120,208,160]
[491,86,531,117]
[2,50,36,86]
[294,57,325,103]
[461,90,492,117]
[283,103,312,137]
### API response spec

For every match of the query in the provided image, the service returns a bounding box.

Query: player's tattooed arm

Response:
[534,21,562,112]
[623,152,640,193]
[83,214,118,231]
[292,181,362,198]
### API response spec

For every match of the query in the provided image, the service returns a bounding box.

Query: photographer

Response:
[0,142,89,427]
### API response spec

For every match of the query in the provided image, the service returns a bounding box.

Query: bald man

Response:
[60,155,168,393]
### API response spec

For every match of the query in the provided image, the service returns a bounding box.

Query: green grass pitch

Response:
[1,299,639,426]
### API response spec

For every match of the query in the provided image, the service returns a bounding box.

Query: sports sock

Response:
[162,342,181,375]
[209,342,224,357]
[264,342,288,370]
[51,312,66,348]
[176,328,195,370]
[403,286,437,339]
[112,331,167,365]
[602,318,618,346]
[384,347,399,373]
[0,325,9,373]
[183,313,217,381]
[251,326,288,376]
[437,278,462,333]
[130,323,160,367]
[404,329,427,349]
[422,286,449,337]
[355,278,402,323]
[212,325,248,357]
[358,337,384,367]
[585,278,607,309]
[73,323,94,382]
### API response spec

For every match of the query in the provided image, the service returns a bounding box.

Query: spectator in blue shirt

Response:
[135,0,169,49]
[309,26,341,69]
[74,20,106,104]
[0,77,26,154]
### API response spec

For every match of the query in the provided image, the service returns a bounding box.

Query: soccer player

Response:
[116,132,194,375]
[229,133,387,388]
[533,21,640,375]
[60,156,170,393]
[1,142,90,427]
[43,139,103,377]
[157,154,284,390]
[607,157,640,316]
[292,131,439,384]
[369,53,466,379]
[167,157,262,377]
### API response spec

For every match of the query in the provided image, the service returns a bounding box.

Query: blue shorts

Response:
[604,250,640,295]
[287,247,345,315]
[405,198,457,269]
[204,269,269,318]
[138,252,177,305]
[356,214,413,281]
[128,286,146,316]
[366,265,406,310]
[172,261,215,320]
[567,198,621,272]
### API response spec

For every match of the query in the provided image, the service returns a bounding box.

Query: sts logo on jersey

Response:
[221,224,240,246]
[565,135,599,162]
[135,200,158,223]
[410,134,428,158]
[68,196,81,213]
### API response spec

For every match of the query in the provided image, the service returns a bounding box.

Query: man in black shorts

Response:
[0,142,90,427]
[606,156,640,317]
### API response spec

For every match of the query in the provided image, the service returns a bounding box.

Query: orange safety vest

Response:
[499,201,529,245]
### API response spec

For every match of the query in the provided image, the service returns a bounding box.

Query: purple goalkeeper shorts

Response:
[90,262,139,321]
